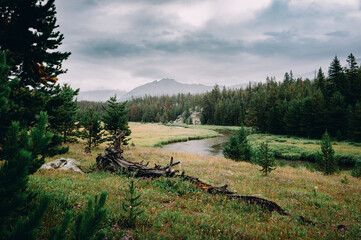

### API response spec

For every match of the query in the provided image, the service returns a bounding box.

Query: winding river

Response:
[161,131,230,157]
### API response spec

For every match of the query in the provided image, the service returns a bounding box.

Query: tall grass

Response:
[32,123,361,239]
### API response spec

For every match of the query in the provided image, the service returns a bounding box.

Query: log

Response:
[96,131,313,224]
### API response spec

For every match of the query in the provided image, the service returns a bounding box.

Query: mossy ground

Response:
[32,123,361,239]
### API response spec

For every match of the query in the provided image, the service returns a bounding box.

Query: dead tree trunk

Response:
[96,131,313,224]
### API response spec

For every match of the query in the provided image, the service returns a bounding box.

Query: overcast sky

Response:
[55,0,361,91]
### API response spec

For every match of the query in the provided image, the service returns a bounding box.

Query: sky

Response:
[55,0,361,91]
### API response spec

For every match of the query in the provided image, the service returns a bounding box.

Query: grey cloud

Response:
[326,31,349,37]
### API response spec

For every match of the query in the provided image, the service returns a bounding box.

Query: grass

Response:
[129,122,219,147]
[32,123,361,239]
[247,133,361,167]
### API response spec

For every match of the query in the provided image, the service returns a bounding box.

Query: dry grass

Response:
[31,123,361,239]
[128,122,218,147]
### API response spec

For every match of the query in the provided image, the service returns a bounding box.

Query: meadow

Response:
[32,123,361,239]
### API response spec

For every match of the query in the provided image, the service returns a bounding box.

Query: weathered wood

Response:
[96,131,314,224]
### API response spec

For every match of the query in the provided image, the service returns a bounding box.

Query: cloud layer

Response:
[55,0,361,91]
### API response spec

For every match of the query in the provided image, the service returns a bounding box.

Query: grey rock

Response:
[41,158,84,173]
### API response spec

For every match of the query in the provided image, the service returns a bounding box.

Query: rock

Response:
[41,158,84,173]
[174,109,201,125]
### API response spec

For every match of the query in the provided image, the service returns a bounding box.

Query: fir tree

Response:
[49,192,108,240]
[349,102,361,141]
[253,142,276,176]
[317,131,337,175]
[0,116,52,239]
[121,180,144,228]
[351,160,361,178]
[46,84,80,143]
[0,0,70,87]
[102,96,131,145]
[327,56,346,98]
[223,125,252,161]
[78,107,106,153]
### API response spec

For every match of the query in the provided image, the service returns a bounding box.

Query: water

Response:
[161,132,230,157]
[161,131,323,170]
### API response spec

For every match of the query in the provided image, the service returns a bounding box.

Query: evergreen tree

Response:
[317,131,337,175]
[102,96,131,145]
[223,125,252,161]
[78,107,106,152]
[351,160,361,178]
[284,99,303,136]
[327,56,346,98]
[0,0,70,87]
[349,102,361,141]
[253,142,276,176]
[327,92,346,138]
[46,84,79,143]
[0,115,52,239]
[121,180,144,228]
[49,192,108,240]
[346,53,360,105]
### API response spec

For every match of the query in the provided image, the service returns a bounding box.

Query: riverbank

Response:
[36,138,361,239]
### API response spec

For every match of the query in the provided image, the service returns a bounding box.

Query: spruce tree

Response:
[46,84,80,143]
[349,102,361,141]
[223,125,252,162]
[78,107,106,152]
[253,142,276,176]
[0,115,52,239]
[0,0,70,87]
[317,131,337,175]
[327,56,346,98]
[121,180,144,228]
[102,96,131,145]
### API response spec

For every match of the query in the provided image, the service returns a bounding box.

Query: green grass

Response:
[247,133,361,167]
[31,123,361,239]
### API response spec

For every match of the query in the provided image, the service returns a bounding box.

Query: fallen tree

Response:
[96,132,313,223]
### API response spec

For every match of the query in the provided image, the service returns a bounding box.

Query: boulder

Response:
[41,158,84,173]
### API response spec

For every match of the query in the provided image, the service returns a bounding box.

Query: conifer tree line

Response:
[123,93,203,123]
[126,54,361,141]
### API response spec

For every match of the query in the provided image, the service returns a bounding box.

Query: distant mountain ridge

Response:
[77,90,127,102]
[121,78,213,100]
[77,79,250,102]
[77,79,214,102]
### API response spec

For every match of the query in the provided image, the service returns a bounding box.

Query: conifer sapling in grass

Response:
[317,130,337,175]
[223,125,252,161]
[253,142,276,176]
[121,179,144,228]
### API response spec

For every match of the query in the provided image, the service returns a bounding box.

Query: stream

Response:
[161,131,319,169]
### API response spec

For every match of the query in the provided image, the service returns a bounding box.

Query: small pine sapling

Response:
[317,130,337,175]
[223,125,252,161]
[253,142,276,176]
[351,159,361,178]
[49,192,108,240]
[121,180,144,228]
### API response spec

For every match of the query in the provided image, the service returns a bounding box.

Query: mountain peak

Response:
[121,79,212,100]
